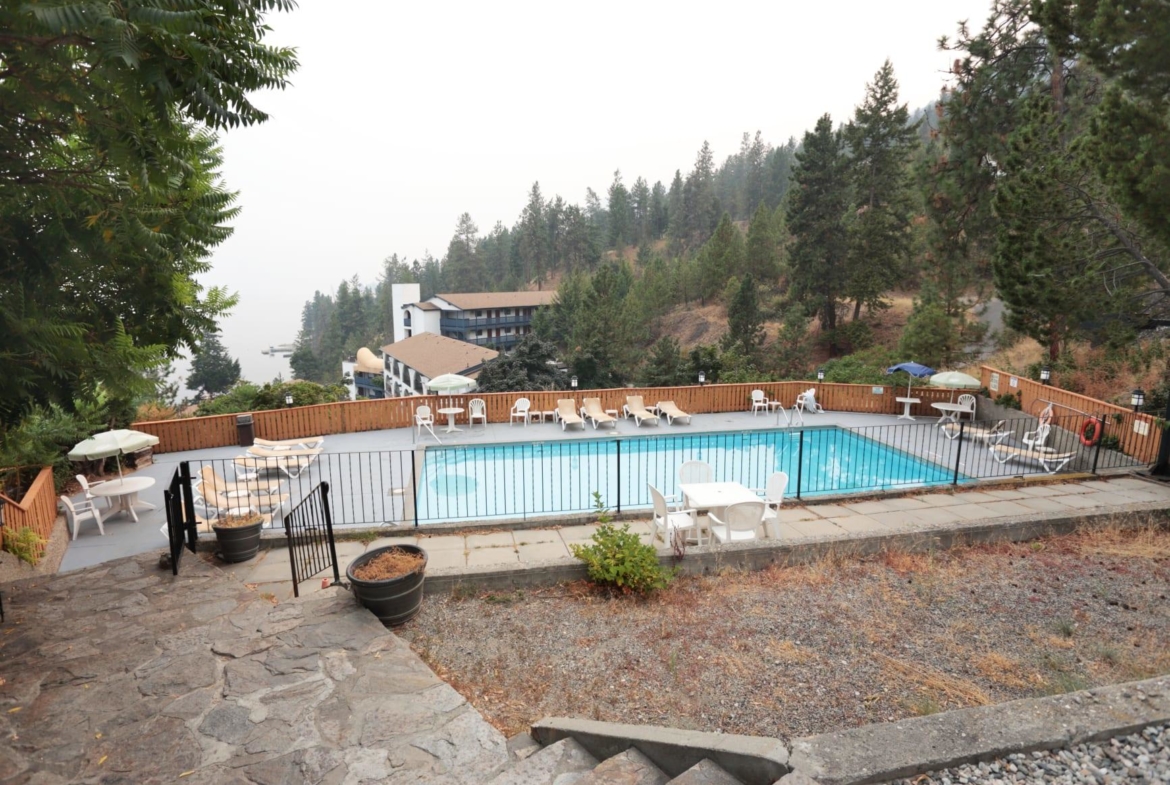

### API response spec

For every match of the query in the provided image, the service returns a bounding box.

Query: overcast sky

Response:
[197,0,994,388]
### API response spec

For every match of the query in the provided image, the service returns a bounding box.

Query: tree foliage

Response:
[187,332,242,397]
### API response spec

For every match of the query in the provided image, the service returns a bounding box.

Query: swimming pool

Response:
[414,427,961,523]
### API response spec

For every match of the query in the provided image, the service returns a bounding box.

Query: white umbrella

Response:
[928,371,982,402]
[67,429,160,478]
[424,373,477,393]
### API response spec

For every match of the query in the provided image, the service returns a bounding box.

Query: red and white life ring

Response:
[1080,418,1102,447]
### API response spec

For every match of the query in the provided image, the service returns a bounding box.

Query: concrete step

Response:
[487,737,599,785]
[666,759,744,784]
[505,730,543,762]
[579,748,670,785]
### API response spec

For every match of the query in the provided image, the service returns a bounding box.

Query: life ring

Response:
[1080,418,1102,447]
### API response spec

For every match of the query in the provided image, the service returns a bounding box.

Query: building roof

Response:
[401,300,441,311]
[380,333,498,379]
[432,291,557,311]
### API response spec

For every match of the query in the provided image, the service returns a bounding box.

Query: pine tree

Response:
[518,182,548,287]
[642,336,686,386]
[607,170,633,248]
[443,213,480,292]
[188,332,241,396]
[630,176,651,242]
[724,273,766,360]
[772,305,811,379]
[697,214,745,302]
[744,202,782,283]
[787,115,850,344]
[897,289,959,369]
[843,60,919,320]
[649,181,669,239]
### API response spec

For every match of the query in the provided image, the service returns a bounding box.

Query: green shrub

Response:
[570,493,675,595]
[3,526,46,566]
[993,392,1023,410]
[0,404,106,491]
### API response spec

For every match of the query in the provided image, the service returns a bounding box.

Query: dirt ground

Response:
[400,515,1170,741]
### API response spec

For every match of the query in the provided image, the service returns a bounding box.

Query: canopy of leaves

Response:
[474,335,565,392]
[188,332,242,396]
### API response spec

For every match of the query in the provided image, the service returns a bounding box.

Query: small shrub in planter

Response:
[346,545,428,626]
[212,512,265,563]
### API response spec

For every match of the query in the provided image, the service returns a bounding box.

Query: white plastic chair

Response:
[678,460,713,485]
[61,495,105,540]
[510,397,531,426]
[755,472,789,537]
[796,388,824,414]
[750,389,770,416]
[468,398,487,428]
[75,474,111,509]
[648,484,703,547]
[957,393,977,420]
[414,405,438,441]
[708,501,766,546]
[1023,423,1051,450]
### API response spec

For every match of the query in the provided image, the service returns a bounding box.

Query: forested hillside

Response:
[291,0,1170,404]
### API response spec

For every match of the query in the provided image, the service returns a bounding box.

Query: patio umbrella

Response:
[67,429,159,479]
[886,361,936,397]
[424,373,477,394]
[928,370,982,402]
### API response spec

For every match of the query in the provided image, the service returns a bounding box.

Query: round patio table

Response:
[437,407,464,434]
[89,476,156,522]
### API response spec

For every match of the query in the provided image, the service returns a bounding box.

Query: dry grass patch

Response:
[975,652,1040,690]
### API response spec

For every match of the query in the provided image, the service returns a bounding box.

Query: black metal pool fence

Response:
[181,413,1146,529]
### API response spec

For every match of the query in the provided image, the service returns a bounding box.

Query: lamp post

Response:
[1132,389,1145,413]
[284,392,294,408]
[570,376,578,390]
[817,368,825,383]
[1040,367,1051,385]
[698,371,706,386]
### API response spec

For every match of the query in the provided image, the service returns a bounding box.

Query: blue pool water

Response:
[414,427,959,523]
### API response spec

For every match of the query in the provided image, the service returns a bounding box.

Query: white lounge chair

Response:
[61,495,104,540]
[750,389,771,416]
[796,388,824,414]
[988,443,1076,474]
[708,501,766,546]
[199,465,283,496]
[510,398,531,426]
[245,444,322,460]
[940,420,1010,444]
[198,484,288,515]
[656,400,691,425]
[623,395,659,427]
[649,484,703,547]
[468,398,488,428]
[414,405,439,441]
[556,399,585,431]
[678,460,713,485]
[754,471,789,537]
[581,398,617,429]
[252,436,325,450]
[233,454,313,479]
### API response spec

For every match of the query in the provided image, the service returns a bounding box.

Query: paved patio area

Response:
[214,475,1170,602]
[0,551,510,783]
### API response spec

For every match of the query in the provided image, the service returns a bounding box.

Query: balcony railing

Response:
[440,315,531,330]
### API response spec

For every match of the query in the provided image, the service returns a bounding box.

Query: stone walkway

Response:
[213,475,1170,601]
[0,552,510,784]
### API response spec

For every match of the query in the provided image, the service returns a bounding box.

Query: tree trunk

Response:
[852,299,862,321]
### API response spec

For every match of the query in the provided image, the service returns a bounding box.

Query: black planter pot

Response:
[346,545,428,627]
[213,520,263,563]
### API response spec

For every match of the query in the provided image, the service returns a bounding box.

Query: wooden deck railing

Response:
[134,380,965,454]
[0,466,57,561]
[981,365,1159,464]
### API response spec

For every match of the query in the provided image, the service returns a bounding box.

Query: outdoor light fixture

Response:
[1040,367,1051,385]
[284,393,294,407]
[570,376,578,389]
[1132,389,1145,412]
[817,368,825,382]
[698,371,706,385]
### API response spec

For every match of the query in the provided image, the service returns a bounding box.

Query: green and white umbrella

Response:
[67,429,160,478]
[928,371,982,402]
[424,373,477,393]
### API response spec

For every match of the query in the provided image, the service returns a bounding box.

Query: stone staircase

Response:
[488,736,748,784]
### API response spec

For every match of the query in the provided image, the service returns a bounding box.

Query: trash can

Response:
[236,414,254,447]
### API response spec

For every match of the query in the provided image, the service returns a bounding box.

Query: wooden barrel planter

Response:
[346,544,428,626]
[212,514,264,563]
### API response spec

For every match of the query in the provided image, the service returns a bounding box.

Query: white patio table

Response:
[89,476,156,522]
[437,407,464,434]
[678,481,764,538]
[932,402,973,427]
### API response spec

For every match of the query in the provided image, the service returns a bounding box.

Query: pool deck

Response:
[209,474,1170,602]
[59,408,1142,573]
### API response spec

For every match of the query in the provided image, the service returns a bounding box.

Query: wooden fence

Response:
[134,380,963,454]
[981,365,1159,464]
[0,466,57,561]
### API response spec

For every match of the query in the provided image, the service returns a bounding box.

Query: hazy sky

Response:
[197,0,994,388]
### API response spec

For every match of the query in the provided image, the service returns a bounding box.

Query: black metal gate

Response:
[163,463,199,575]
[283,481,341,597]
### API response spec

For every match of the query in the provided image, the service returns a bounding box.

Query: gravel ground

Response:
[887,724,1170,784]
[399,515,1170,740]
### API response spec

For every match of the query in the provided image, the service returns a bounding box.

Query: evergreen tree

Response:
[630,176,651,242]
[787,115,850,344]
[475,335,563,392]
[443,213,480,292]
[697,214,746,302]
[843,60,919,320]
[642,336,686,387]
[897,289,960,369]
[724,273,766,359]
[666,170,686,241]
[607,170,633,248]
[518,182,548,287]
[188,332,241,396]
[744,202,782,283]
[772,306,811,379]
[649,181,669,239]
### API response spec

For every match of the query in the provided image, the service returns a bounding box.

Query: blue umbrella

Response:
[886,362,936,397]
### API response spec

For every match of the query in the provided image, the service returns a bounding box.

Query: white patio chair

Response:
[796,388,824,414]
[414,405,439,441]
[678,460,713,485]
[708,501,766,546]
[754,472,789,536]
[957,393,977,421]
[75,474,111,509]
[61,495,105,540]
[1023,422,1050,450]
[648,484,703,547]
[468,398,488,428]
[510,397,531,426]
[750,389,770,416]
